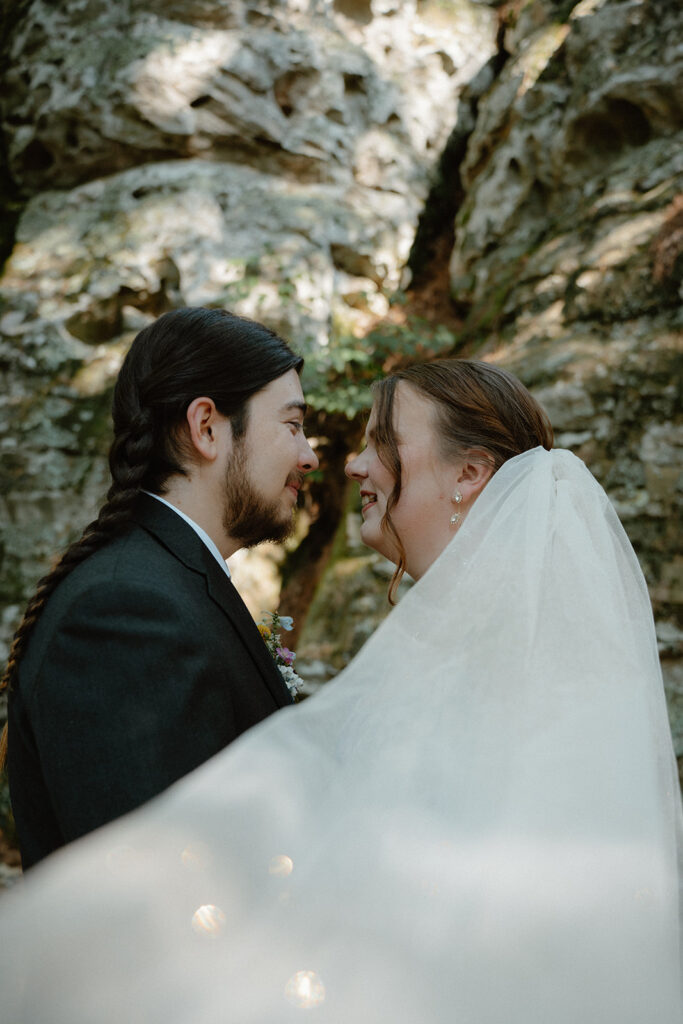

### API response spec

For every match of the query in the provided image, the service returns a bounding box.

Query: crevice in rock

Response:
[406,22,509,306]
[64,270,180,344]
[0,143,24,274]
[21,138,55,172]
[333,0,372,26]
[343,72,366,94]
[0,3,30,275]
[330,243,383,284]
[274,69,319,117]
[567,99,653,165]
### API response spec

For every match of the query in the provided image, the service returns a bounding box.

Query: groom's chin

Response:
[242,511,295,549]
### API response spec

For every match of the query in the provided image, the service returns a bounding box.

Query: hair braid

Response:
[1,306,303,773]
[0,408,156,769]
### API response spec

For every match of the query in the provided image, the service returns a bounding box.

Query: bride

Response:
[0,359,680,1023]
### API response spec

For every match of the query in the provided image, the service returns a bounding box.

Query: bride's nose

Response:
[345,450,367,481]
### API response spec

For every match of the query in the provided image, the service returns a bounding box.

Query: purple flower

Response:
[276,646,295,666]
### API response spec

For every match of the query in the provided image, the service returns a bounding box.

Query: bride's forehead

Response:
[366,381,438,442]
[393,382,438,430]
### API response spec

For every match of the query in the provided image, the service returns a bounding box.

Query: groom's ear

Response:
[185,397,225,463]
[455,451,495,501]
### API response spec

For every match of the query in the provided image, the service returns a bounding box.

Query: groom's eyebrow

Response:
[281,400,307,416]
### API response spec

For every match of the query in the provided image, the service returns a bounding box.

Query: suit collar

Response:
[132,494,292,708]
[142,491,231,580]
[132,493,215,576]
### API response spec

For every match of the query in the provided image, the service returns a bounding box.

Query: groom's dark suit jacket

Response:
[7,494,292,869]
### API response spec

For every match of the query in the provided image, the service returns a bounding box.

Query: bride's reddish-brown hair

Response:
[371,359,554,602]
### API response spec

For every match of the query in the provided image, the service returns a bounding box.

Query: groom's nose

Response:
[298,436,319,473]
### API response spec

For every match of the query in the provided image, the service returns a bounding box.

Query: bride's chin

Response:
[359,523,385,556]
[360,528,400,566]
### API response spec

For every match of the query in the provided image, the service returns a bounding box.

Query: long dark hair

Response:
[0,307,303,766]
[372,359,554,603]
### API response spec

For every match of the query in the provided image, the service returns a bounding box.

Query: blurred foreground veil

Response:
[0,447,680,1023]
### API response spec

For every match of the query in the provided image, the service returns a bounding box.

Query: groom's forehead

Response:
[250,369,306,413]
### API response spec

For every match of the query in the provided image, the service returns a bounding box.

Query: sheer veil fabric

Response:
[1,448,680,1022]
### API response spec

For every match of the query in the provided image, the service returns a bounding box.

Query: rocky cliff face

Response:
[446,0,683,766]
[0,0,681,775]
[299,0,683,769]
[0,0,496,642]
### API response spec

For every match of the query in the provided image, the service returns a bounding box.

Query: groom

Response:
[5,307,318,869]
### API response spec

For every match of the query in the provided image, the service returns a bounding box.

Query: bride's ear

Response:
[455,452,495,502]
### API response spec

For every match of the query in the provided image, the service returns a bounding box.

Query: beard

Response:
[222,442,297,548]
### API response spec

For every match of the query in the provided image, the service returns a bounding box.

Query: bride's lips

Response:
[360,490,377,516]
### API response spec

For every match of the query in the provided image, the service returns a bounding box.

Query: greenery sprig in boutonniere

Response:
[258,611,305,701]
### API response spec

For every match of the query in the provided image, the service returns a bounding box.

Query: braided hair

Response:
[0,307,303,767]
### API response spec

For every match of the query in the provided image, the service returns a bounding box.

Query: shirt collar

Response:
[142,492,231,579]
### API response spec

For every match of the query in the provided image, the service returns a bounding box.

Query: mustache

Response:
[286,471,305,490]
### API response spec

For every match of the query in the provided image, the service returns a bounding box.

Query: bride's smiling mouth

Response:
[360,490,378,515]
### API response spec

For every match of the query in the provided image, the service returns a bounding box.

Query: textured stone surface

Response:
[443,0,683,760]
[2,0,492,192]
[0,0,497,664]
[1,0,681,781]
[296,0,683,773]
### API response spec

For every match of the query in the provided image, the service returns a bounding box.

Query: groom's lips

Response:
[286,474,304,499]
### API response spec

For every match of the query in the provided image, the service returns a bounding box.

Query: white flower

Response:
[279,663,305,698]
[259,611,304,698]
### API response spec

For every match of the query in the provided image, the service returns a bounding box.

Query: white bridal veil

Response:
[0,448,680,1023]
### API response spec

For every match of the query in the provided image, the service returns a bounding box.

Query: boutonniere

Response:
[258,611,305,701]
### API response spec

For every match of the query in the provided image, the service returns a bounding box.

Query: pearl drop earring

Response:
[450,490,463,525]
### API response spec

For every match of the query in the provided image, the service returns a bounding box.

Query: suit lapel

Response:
[132,495,293,708]
[202,557,293,708]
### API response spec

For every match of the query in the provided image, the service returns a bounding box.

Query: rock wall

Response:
[0,0,496,648]
[298,0,683,773]
[0,0,681,778]
[448,0,683,767]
